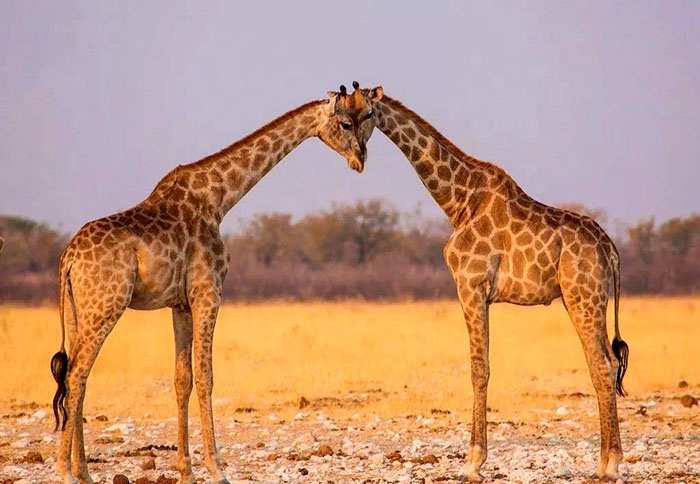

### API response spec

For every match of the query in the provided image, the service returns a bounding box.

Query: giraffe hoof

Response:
[596,472,624,483]
[605,475,625,483]
[457,463,484,482]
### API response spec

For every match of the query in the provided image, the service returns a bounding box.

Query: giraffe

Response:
[361,84,629,482]
[50,85,381,484]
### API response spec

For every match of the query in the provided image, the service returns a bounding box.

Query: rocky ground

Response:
[1,391,699,484]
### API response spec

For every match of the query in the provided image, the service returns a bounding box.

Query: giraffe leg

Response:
[455,284,490,482]
[191,295,228,484]
[71,396,92,484]
[63,297,93,484]
[172,308,196,484]
[563,296,624,481]
[57,319,121,484]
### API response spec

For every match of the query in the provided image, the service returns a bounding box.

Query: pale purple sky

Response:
[1,1,698,234]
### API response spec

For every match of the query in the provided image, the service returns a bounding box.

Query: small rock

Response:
[113,475,130,484]
[555,406,568,416]
[10,438,29,448]
[299,468,309,476]
[680,395,698,408]
[265,453,279,461]
[96,414,109,422]
[31,410,48,420]
[292,433,316,448]
[135,478,150,484]
[369,453,384,465]
[421,454,439,464]
[635,405,648,416]
[95,436,124,444]
[154,475,177,484]
[106,423,134,434]
[287,452,310,461]
[312,444,334,457]
[412,454,439,465]
[678,380,689,388]
[386,450,403,463]
[626,453,643,463]
[23,451,44,464]
[141,457,156,470]
[298,396,310,409]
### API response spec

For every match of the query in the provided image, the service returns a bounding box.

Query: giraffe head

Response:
[318,81,383,173]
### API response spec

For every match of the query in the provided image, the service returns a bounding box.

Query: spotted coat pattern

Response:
[53,96,373,484]
[373,95,627,482]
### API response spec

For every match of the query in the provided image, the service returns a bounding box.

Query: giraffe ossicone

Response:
[50,85,383,484]
[362,88,629,482]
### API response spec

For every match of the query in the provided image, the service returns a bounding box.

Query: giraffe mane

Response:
[380,95,509,178]
[192,99,327,167]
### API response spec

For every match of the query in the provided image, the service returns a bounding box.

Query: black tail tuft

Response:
[51,350,68,431]
[612,336,629,397]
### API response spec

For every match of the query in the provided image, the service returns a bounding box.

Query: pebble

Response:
[113,475,130,484]
[106,422,135,434]
[32,409,48,420]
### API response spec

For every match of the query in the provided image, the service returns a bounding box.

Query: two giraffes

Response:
[51,82,628,483]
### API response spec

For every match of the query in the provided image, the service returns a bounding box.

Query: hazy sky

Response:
[1,1,698,234]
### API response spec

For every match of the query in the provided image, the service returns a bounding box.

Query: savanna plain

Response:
[1,298,698,483]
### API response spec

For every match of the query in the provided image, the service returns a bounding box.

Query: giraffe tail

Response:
[51,260,70,431]
[610,247,629,397]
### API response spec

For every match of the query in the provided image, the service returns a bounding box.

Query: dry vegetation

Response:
[1,297,697,420]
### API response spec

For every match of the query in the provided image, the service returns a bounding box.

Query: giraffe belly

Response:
[129,247,187,310]
[129,283,184,310]
[492,261,562,306]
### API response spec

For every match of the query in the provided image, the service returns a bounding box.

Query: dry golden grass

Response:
[0,298,697,421]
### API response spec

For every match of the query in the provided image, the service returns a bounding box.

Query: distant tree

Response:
[0,215,67,273]
[656,215,700,255]
[339,199,400,264]
[239,213,295,267]
[296,211,350,267]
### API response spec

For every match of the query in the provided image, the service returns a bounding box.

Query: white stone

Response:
[105,422,134,434]
[369,454,384,465]
[10,438,29,448]
[292,432,316,448]
[2,465,27,476]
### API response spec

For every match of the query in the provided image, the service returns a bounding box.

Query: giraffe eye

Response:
[363,112,373,121]
[340,121,352,130]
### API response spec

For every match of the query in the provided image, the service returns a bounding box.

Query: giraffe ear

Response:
[368,86,383,101]
[327,90,339,99]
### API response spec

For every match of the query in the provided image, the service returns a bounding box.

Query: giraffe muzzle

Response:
[348,156,365,173]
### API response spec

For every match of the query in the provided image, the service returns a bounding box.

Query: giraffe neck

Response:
[146,100,326,223]
[374,96,515,226]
